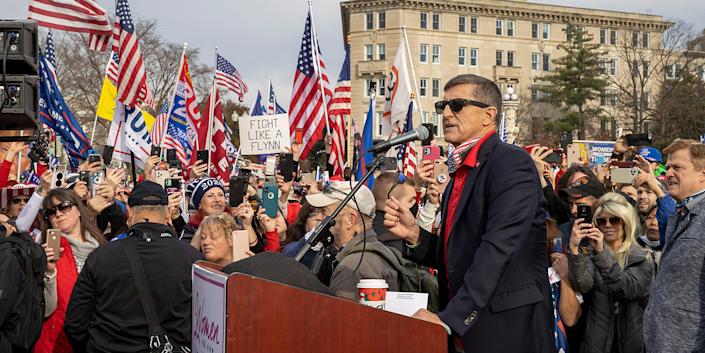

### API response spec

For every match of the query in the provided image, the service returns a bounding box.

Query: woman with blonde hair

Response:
[568,192,653,353]
[192,214,254,266]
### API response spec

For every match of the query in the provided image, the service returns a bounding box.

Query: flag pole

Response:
[205,47,218,170]
[308,0,331,135]
[402,26,424,123]
[160,42,188,154]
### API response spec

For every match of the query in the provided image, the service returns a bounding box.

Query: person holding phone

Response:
[194,214,254,266]
[35,189,105,353]
[567,193,653,353]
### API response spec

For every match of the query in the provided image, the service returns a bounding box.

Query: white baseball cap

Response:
[306,180,375,218]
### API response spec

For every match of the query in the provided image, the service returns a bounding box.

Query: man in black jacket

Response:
[384,74,554,352]
[65,181,203,352]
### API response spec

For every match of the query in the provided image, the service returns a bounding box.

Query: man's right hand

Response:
[415,160,435,185]
[38,170,53,197]
[383,196,421,245]
[189,161,208,179]
[143,155,161,181]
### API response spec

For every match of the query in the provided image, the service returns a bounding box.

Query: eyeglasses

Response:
[596,216,622,227]
[11,197,30,205]
[44,200,75,219]
[434,98,490,114]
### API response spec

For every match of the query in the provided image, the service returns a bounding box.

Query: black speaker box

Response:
[0,75,38,130]
[0,20,38,75]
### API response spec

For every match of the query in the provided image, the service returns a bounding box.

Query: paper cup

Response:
[357,279,389,309]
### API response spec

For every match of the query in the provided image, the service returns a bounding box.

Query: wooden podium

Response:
[192,261,448,353]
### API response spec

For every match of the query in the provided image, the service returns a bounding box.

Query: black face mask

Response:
[410,203,419,218]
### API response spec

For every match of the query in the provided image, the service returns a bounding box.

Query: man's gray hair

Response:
[131,205,169,214]
[444,74,503,125]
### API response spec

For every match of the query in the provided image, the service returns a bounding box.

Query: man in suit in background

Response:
[384,74,555,352]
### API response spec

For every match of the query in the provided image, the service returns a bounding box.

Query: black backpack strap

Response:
[123,238,174,352]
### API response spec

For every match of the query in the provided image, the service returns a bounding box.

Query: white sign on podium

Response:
[192,264,228,353]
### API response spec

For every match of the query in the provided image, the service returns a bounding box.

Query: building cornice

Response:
[340,0,673,32]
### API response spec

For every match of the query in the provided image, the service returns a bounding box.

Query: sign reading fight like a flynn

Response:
[239,113,291,155]
[192,264,227,353]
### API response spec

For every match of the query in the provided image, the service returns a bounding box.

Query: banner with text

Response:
[239,114,291,155]
[192,264,227,353]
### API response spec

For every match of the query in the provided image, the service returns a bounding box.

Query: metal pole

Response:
[402,26,424,122]
[205,47,218,172]
[308,0,331,135]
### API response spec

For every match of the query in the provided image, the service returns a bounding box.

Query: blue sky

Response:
[5,0,704,107]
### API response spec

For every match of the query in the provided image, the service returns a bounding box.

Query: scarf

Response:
[64,231,99,273]
[447,136,483,174]
[676,188,705,216]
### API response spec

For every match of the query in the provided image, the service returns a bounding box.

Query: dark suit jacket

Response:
[405,134,555,353]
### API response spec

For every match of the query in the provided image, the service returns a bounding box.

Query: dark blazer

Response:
[405,134,555,353]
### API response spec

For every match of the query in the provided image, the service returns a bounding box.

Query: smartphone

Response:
[543,150,563,165]
[47,229,61,262]
[626,133,651,147]
[79,170,91,184]
[278,154,295,182]
[196,150,209,164]
[566,144,580,166]
[88,153,102,165]
[552,237,564,254]
[164,178,181,194]
[102,145,114,165]
[166,149,178,167]
[151,146,162,157]
[576,205,592,224]
[89,170,105,198]
[154,170,169,190]
[433,161,451,195]
[611,167,640,184]
[231,230,250,262]
[229,176,246,207]
[262,182,278,218]
[295,128,303,144]
[300,172,315,184]
[265,156,277,176]
[422,146,441,161]
[51,165,68,189]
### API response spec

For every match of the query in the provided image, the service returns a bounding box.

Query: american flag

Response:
[45,30,57,68]
[327,45,351,177]
[112,0,150,108]
[106,51,119,83]
[149,100,169,145]
[289,11,332,161]
[28,0,112,51]
[216,54,248,102]
[397,102,417,178]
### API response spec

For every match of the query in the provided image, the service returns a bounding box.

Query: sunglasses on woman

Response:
[596,216,622,227]
[11,197,30,205]
[44,200,75,219]
[434,98,490,114]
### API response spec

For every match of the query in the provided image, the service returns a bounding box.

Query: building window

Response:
[531,88,539,101]
[378,77,386,97]
[364,45,373,61]
[378,12,386,29]
[532,22,539,39]
[610,59,617,76]
[458,47,466,65]
[642,32,649,48]
[432,13,441,30]
[610,30,617,45]
[699,66,705,81]
[375,112,384,136]
[666,64,675,79]
[420,12,428,29]
[600,93,607,107]
[496,50,503,66]
[610,93,617,107]
[432,79,441,97]
[543,53,551,71]
[507,20,515,37]
[599,61,606,75]
[376,43,385,60]
[365,13,373,31]
[419,78,428,96]
[507,51,515,67]
[496,19,503,36]
[432,45,441,64]
[531,53,539,70]
[470,16,478,33]
[459,16,466,33]
[543,23,550,39]
[600,28,606,44]
[643,62,649,78]
[632,60,639,77]
[364,79,373,96]
[470,48,478,66]
[420,44,428,63]
[434,113,443,137]
[632,31,639,47]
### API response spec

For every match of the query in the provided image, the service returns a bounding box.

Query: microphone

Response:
[368,125,430,154]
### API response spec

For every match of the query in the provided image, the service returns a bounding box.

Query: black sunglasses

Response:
[434,98,490,114]
[11,197,30,205]
[44,200,75,219]
[596,216,622,227]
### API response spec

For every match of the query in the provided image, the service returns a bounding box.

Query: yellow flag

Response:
[95,77,155,131]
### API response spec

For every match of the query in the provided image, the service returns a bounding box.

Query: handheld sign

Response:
[239,114,291,155]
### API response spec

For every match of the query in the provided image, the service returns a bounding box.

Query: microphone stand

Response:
[295,154,386,277]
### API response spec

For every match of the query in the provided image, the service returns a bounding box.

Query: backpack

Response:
[347,245,440,313]
[0,233,47,351]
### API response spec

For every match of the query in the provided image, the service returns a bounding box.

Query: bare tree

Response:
[604,20,695,133]
[514,94,563,146]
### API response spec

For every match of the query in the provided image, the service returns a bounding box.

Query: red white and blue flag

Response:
[327,45,351,177]
[216,54,248,102]
[112,0,151,108]
[267,80,286,115]
[28,0,112,51]
[149,100,169,145]
[288,11,332,160]
[163,52,201,166]
[396,102,417,178]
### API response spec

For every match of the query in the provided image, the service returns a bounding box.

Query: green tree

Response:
[653,67,705,148]
[541,24,608,139]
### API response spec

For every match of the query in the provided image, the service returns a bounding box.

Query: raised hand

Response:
[383,196,421,245]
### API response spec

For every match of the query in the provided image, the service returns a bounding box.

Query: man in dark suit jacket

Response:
[384,74,555,353]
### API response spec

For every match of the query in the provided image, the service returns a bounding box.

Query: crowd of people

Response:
[1,73,704,353]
